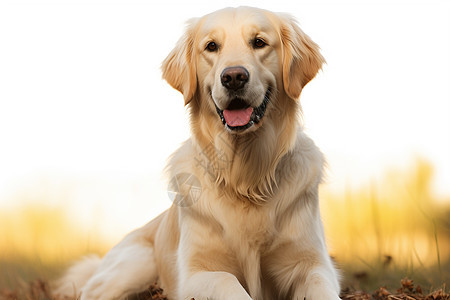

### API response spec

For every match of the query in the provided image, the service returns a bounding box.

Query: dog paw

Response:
[304,282,340,300]
[303,272,340,300]
[305,290,340,300]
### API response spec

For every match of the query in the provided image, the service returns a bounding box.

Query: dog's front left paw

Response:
[305,289,340,300]
[303,273,340,300]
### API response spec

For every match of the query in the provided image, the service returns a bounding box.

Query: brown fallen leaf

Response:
[401,278,415,292]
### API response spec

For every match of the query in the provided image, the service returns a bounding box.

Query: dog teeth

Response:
[213,88,271,130]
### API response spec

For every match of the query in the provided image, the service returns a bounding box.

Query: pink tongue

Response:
[223,107,253,127]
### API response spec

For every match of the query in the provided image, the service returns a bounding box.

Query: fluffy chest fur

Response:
[165,129,325,298]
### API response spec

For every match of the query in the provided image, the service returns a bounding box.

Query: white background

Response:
[1,0,449,239]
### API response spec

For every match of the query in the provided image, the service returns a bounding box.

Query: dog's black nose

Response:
[221,66,249,91]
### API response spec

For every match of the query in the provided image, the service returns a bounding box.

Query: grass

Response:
[320,159,449,291]
[0,206,110,291]
[0,158,448,298]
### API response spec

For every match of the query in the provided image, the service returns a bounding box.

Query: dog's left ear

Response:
[279,15,325,100]
[161,19,198,105]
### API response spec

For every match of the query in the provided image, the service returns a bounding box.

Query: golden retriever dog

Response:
[53,6,340,300]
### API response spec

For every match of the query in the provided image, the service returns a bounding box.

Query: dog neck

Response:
[190,95,300,204]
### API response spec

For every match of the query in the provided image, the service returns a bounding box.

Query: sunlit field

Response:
[0,159,448,294]
[0,206,110,290]
[321,159,450,291]
[1,1,449,299]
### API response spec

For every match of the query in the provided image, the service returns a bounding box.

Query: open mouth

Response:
[215,89,271,131]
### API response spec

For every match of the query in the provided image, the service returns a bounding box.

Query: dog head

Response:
[162,7,325,134]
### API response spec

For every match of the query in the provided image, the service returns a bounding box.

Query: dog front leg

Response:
[179,271,253,300]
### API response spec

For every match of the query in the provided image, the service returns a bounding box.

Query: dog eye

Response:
[206,41,218,52]
[253,38,267,49]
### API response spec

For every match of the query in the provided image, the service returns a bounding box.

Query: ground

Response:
[0,278,448,300]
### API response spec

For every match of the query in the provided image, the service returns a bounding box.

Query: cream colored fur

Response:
[53,6,340,300]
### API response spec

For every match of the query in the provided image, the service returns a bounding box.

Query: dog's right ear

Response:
[161,19,198,106]
[279,14,325,100]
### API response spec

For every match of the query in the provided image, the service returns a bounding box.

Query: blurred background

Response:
[0,0,449,293]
